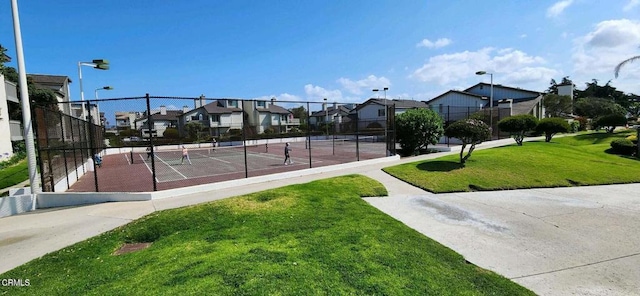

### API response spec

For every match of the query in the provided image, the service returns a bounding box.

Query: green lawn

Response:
[0,159,29,191]
[384,131,640,193]
[0,175,532,295]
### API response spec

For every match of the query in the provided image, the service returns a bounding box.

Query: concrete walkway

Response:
[1,137,639,295]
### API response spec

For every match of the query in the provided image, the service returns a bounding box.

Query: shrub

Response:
[610,139,636,156]
[395,108,444,156]
[596,114,627,133]
[497,114,538,146]
[444,119,490,164]
[570,121,580,133]
[626,134,638,144]
[576,116,589,131]
[163,127,179,139]
[535,117,570,142]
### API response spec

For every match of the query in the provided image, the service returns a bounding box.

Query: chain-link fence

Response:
[34,95,394,192]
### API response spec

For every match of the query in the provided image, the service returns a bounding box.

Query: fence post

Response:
[146,94,158,191]
[32,107,47,191]
[58,111,70,190]
[69,113,79,181]
[307,102,312,168]
[241,100,248,178]
[86,101,99,192]
[355,105,360,161]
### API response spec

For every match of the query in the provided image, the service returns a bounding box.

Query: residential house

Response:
[179,99,243,137]
[426,83,545,122]
[135,106,182,138]
[115,111,143,131]
[27,74,74,117]
[242,98,299,134]
[309,103,354,133]
[0,74,19,161]
[353,99,429,129]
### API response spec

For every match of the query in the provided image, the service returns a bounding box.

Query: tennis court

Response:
[68,137,387,192]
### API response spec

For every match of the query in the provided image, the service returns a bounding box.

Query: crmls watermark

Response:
[1,278,30,287]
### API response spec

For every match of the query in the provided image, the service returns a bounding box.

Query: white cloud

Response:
[624,0,639,11]
[572,19,640,93]
[303,84,342,101]
[336,75,391,95]
[416,38,452,49]
[520,34,528,39]
[547,0,574,18]
[410,47,556,90]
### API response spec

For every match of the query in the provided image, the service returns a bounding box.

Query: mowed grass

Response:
[384,131,640,193]
[0,175,533,295]
[0,159,29,191]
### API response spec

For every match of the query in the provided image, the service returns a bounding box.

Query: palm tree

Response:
[614,55,640,78]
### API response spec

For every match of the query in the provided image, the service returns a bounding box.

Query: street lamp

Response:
[94,86,113,99]
[372,87,389,155]
[78,59,109,120]
[475,71,493,138]
[323,98,328,137]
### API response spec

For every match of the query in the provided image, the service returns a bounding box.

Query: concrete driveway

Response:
[365,170,640,296]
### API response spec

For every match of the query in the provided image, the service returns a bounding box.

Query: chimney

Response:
[160,105,167,115]
[199,94,205,108]
[270,97,276,106]
[183,105,189,113]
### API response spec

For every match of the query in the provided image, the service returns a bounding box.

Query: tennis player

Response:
[284,142,293,165]
[181,146,192,165]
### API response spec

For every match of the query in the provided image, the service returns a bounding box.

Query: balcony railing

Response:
[9,120,23,141]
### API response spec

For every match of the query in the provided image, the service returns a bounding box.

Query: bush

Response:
[395,108,444,156]
[163,127,179,139]
[626,134,638,144]
[610,139,636,156]
[570,121,581,133]
[536,117,570,142]
[576,116,589,131]
[497,114,538,146]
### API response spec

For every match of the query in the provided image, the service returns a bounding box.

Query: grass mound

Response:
[0,175,531,295]
[384,131,640,193]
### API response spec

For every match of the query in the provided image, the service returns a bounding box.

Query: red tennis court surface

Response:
[67,141,386,192]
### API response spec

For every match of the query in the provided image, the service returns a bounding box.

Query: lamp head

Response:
[372,88,379,92]
[383,87,389,91]
[475,71,487,75]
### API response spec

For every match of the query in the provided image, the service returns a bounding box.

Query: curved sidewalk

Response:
[1,137,639,295]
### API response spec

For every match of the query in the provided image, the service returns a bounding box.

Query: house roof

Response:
[508,95,544,115]
[258,104,291,114]
[136,110,183,122]
[310,105,352,117]
[426,90,487,104]
[201,101,241,114]
[27,74,72,85]
[464,82,541,96]
[355,98,428,111]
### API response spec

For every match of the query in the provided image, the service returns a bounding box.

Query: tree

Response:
[575,79,631,109]
[444,119,490,164]
[535,117,570,142]
[497,114,538,146]
[595,114,627,133]
[628,102,640,118]
[543,94,573,117]
[574,97,626,119]
[289,106,307,123]
[185,121,205,141]
[546,76,574,95]
[395,108,444,156]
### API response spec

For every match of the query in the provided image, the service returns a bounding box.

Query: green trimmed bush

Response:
[570,121,580,133]
[497,114,538,146]
[610,139,636,156]
[536,117,570,142]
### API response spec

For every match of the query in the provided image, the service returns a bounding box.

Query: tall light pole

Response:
[11,0,39,193]
[475,71,493,138]
[78,59,109,120]
[323,97,328,137]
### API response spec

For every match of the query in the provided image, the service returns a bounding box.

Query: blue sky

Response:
[2,0,640,106]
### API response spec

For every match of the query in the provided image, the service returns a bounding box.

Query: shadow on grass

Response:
[416,160,464,172]
[603,148,640,161]
[573,131,630,144]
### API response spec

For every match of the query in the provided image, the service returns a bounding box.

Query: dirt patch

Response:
[113,242,152,255]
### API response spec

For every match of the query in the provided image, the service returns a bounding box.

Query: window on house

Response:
[228,100,238,107]
[378,109,385,117]
[211,115,220,122]
[198,114,203,120]
[257,101,266,108]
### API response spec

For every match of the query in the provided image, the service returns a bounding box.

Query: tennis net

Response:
[304,136,378,149]
[151,144,268,160]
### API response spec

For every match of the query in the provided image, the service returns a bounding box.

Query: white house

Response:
[135,106,182,138]
[0,74,17,161]
[309,103,354,132]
